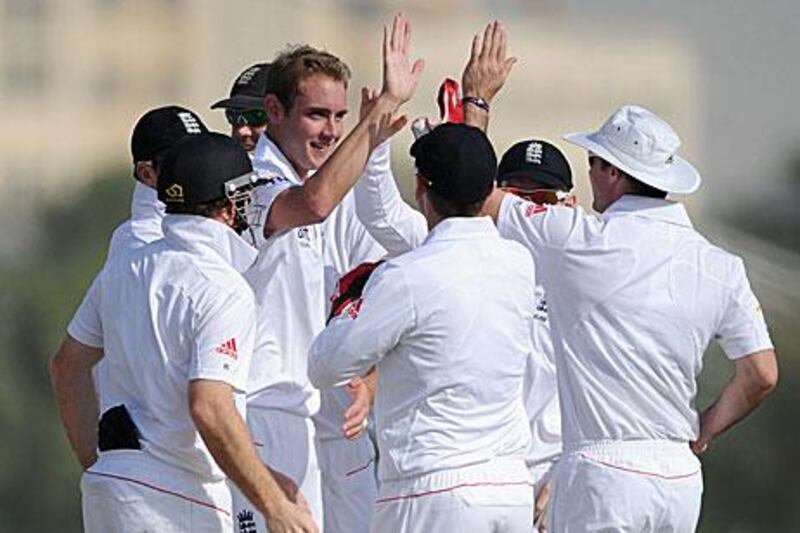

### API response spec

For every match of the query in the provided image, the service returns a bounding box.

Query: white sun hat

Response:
[563,105,701,194]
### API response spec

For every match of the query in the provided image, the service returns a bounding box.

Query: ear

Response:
[264,94,285,124]
[134,162,158,189]
[564,194,577,207]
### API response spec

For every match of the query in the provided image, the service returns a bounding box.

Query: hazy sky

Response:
[560,0,800,211]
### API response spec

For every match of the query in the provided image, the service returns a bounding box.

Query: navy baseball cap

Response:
[410,123,497,204]
[498,139,572,191]
[130,106,208,163]
[158,132,253,207]
[211,63,271,110]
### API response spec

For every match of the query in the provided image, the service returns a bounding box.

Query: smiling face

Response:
[265,74,348,178]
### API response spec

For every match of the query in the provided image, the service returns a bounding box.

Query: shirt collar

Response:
[423,216,498,245]
[601,195,693,228]
[130,182,165,223]
[161,215,258,273]
[252,133,305,185]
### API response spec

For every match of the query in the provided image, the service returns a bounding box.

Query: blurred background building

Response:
[0,0,798,531]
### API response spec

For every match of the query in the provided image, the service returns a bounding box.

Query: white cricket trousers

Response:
[81,450,232,532]
[317,433,378,533]
[371,458,534,533]
[550,440,703,532]
[231,407,323,532]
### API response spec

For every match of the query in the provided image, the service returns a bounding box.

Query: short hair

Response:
[267,45,351,111]
[596,158,667,199]
[425,187,485,219]
[165,197,230,217]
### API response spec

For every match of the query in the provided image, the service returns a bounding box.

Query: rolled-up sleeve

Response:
[309,262,415,388]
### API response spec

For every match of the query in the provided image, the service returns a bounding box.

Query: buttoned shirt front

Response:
[498,194,774,446]
[68,215,258,481]
[309,216,534,483]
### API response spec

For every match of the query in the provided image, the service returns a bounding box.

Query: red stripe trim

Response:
[579,454,701,480]
[85,471,231,516]
[345,458,374,477]
[375,480,534,504]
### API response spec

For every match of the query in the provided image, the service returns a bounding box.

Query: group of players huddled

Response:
[51,14,777,533]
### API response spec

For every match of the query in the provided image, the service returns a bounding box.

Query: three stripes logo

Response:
[213,338,238,360]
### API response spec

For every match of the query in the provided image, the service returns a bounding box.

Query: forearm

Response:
[363,365,377,401]
[463,101,489,132]
[191,384,289,518]
[696,350,777,450]
[304,96,400,220]
[50,338,101,469]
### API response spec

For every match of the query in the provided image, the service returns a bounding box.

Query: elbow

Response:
[757,362,779,395]
[188,393,218,435]
[305,192,335,224]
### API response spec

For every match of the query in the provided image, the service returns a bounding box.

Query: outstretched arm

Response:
[462,20,517,133]
[265,14,425,236]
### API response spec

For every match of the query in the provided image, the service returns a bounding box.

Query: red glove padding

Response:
[437,78,464,124]
[328,260,384,324]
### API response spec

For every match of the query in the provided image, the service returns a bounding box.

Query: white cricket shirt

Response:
[498,194,774,445]
[352,167,563,471]
[106,182,165,261]
[68,215,258,481]
[309,216,534,483]
[244,134,385,425]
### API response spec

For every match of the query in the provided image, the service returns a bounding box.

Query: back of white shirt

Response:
[498,194,774,445]
[68,216,256,481]
[310,217,534,482]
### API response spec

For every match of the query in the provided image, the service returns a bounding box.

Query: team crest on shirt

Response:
[213,338,238,360]
[237,510,257,533]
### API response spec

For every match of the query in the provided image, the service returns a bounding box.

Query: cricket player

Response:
[309,123,535,533]
[211,63,271,154]
[350,23,567,526]
[454,24,778,530]
[232,14,424,532]
[50,133,316,532]
[107,105,208,261]
[480,104,779,530]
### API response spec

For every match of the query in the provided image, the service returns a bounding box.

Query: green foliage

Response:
[0,169,131,531]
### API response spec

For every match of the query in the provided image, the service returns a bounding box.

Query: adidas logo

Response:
[213,338,238,360]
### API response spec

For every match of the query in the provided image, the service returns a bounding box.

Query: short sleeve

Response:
[189,286,256,392]
[67,274,104,348]
[716,258,773,359]
[497,193,583,284]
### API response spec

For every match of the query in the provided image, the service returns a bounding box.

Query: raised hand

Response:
[462,20,517,103]
[382,13,425,107]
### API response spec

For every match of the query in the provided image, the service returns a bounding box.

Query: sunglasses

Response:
[225,108,268,127]
[500,187,570,205]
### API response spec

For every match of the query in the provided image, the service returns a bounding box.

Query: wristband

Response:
[462,95,490,112]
